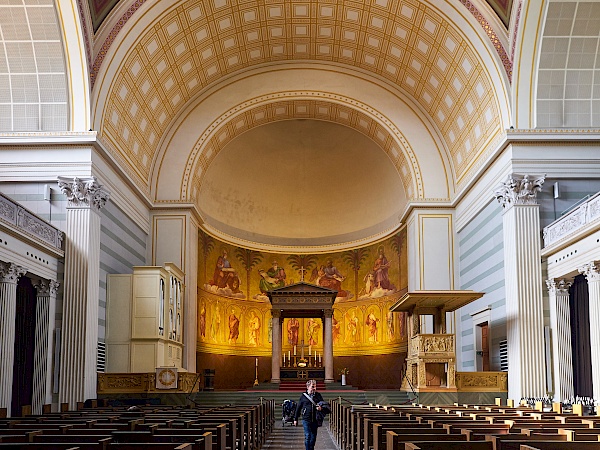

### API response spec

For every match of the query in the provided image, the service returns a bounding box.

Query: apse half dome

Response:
[198,119,406,250]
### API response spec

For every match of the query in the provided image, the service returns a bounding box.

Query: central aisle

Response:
[262,419,338,450]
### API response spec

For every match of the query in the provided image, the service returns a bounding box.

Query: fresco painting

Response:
[197,228,408,354]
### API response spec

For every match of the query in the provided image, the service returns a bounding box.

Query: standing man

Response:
[293,380,325,450]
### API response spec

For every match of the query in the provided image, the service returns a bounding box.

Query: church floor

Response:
[262,419,338,450]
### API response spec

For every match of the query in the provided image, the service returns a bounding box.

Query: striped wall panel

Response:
[98,202,147,341]
[457,200,506,371]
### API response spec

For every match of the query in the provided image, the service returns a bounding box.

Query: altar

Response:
[267,282,337,384]
[280,368,325,381]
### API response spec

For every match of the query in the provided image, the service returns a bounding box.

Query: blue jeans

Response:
[302,420,319,450]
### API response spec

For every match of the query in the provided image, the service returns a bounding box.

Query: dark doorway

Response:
[570,275,593,398]
[11,276,36,417]
[480,322,490,371]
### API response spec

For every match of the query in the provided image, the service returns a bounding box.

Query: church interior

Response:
[1,0,600,423]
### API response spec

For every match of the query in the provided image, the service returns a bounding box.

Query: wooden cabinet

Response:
[106,263,185,373]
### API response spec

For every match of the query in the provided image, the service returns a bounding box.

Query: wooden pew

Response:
[559,429,600,441]
[375,426,447,450]
[503,442,600,450]
[363,417,424,450]
[385,430,467,450]
[403,441,493,450]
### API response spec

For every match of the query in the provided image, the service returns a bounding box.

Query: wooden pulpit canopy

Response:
[267,282,337,319]
[390,290,484,313]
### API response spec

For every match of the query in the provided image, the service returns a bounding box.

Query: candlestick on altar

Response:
[294,346,297,356]
[309,345,312,356]
[253,357,259,386]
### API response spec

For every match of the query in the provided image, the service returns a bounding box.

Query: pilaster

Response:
[323,309,334,383]
[0,261,28,416]
[271,310,281,384]
[495,174,546,399]
[546,278,573,402]
[32,279,59,414]
[578,261,600,399]
[57,176,110,408]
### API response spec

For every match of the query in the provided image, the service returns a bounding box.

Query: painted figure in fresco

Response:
[345,310,360,345]
[314,260,347,297]
[360,272,376,297]
[228,309,240,344]
[306,318,321,346]
[248,311,261,346]
[332,315,341,344]
[287,317,300,346]
[209,250,240,291]
[211,303,221,342]
[365,310,379,343]
[258,260,286,293]
[372,246,396,291]
[387,311,395,342]
[268,315,273,343]
[199,301,206,338]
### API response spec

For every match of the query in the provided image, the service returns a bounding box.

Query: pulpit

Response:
[391,290,483,392]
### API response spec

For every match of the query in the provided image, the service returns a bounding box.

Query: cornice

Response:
[0,132,97,145]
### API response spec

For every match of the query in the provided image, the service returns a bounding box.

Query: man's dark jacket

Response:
[294,391,325,423]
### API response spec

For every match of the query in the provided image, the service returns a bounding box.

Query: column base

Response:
[270,378,281,384]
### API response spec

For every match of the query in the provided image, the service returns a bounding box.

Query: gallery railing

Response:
[543,191,600,247]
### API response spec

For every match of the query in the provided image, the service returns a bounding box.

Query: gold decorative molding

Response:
[455,371,508,391]
[97,372,200,394]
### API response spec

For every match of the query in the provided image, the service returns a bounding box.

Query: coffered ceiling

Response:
[91,0,511,248]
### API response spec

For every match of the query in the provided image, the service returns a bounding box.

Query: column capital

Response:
[57,176,110,210]
[578,262,600,282]
[0,261,27,283]
[494,174,546,209]
[271,309,281,319]
[546,278,572,295]
[33,279,60,296]
[323,309,333,318]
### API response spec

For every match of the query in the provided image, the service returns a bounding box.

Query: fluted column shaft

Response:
[495,174,546,400]
[32,279,59,414]
[324,310,333,383]
[0,262,27,417]
[271,311,281,384]
[502,203,546,399]
[546,279,573,402]
[579,262,600,399]
[58,177,109,409]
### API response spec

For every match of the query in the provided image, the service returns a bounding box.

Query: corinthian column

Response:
[546,278,573,402]
[578,262,600,399]
[494,174,546,400]
[271,309,281,384]
[32,279,60,414]
[57,177,110,408]
[323,309,334,383]
[0,261,28,416]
